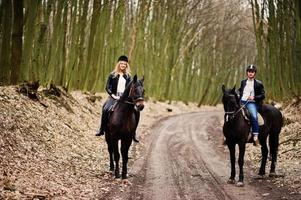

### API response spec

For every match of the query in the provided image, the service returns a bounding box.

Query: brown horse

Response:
[105,75,144,179]
[222,85,283,186]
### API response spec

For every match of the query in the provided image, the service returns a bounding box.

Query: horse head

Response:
[128,75,145,111]
[222,85,240,114]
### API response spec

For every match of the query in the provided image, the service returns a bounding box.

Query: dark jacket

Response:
[105,72,132,96]
[238,79,265,104]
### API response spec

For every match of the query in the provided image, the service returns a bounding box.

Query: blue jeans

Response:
[241,101,259,135]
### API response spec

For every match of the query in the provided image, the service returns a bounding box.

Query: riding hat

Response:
[246,64,257,72]
[118,55,129,62]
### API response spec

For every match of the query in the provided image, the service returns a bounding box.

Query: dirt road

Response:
[101,112,283,200]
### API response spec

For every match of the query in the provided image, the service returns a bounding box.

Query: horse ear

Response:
[231,85,236,93]
[133,74,137,82]
[222,84,225,93]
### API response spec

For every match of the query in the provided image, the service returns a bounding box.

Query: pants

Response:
[241,101,259,135]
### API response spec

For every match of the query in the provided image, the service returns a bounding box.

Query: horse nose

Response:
[136,101,144,111]
[139,104,144,111]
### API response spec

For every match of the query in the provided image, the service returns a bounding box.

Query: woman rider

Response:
[96,55,139,142]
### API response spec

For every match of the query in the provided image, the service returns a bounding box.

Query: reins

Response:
[225,99,249,122]
[225,101,248,115]
[124,100,135,105]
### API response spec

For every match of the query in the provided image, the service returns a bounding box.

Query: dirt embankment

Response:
[0,86,212,199]
[0,86,300,199]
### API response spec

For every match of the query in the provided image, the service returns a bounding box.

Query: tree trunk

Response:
[10,0,23,84]
[83,0,101,88]
[0,0,12,85]
[21,0,40,82]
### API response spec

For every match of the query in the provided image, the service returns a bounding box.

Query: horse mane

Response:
[118,75,143,102]
[119,79,134,102]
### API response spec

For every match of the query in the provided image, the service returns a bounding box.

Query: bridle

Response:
[224,93,248,122]
[124,81,144,106]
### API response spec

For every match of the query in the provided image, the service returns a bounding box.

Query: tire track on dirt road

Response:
[103,112,265,200]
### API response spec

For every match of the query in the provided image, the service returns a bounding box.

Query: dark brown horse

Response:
[222,85,283,186]
[105,75,144,179]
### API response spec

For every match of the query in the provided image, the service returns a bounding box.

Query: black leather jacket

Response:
[105,73,132,96]
[238,79,265,104]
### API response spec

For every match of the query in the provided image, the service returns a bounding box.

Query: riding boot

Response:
[96,111,108,136]
[133,111,140,142]
[253,134,259,146]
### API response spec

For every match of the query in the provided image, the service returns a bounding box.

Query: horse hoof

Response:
[122,179,132,185]
[253,174,264,179]
[236,182,244,187]
[227,179,235,184]
[115,174,121,179]
[122,174,127,179]
[269,172,276,177]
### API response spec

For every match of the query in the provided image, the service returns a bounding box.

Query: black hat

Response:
[118,55,128,62]
[246,64,257,72]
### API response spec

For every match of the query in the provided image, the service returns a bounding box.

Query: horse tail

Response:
[268,108,283,163]
[269,131,279,156]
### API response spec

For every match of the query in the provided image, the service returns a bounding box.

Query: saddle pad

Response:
[258,113,264,126]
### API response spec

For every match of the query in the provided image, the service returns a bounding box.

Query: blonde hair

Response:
[112,61,131,77]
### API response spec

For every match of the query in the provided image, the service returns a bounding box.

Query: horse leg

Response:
[259,135,269,176]
[105,135,114,171]
[112,140,120,178]
[269,132,280,176]
[227,143,236,184]
[108,143,114,171]
[121,139,132,179]
[237,142,246,186]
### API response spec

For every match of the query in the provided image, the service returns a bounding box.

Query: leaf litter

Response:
[0,86,300,199]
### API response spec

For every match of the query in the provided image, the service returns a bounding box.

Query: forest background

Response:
[0,0,300,105]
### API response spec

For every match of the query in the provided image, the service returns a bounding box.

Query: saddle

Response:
[108,100,118,113]
[242,108,264,126]
[242,108,264,143]
[107,104,116,123]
